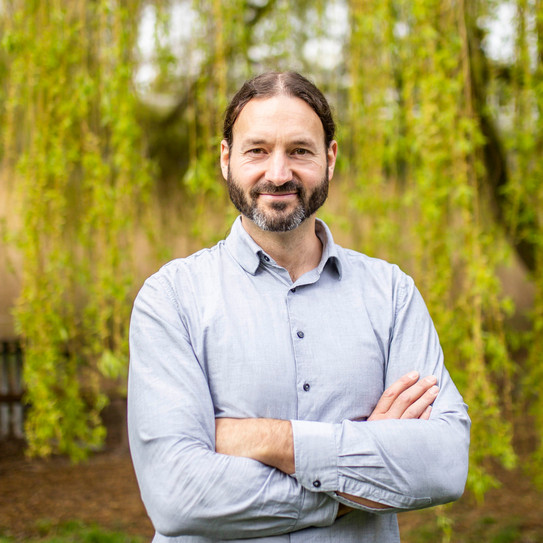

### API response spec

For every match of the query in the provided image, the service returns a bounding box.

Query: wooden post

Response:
[0,341,24,439]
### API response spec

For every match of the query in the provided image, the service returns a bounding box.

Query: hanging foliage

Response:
[346,0,517,499]
[1,0,151,459]
[501,0,543,486]
[1,0,542,505]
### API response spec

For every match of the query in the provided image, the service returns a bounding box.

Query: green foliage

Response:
[346,0,519,497]
[1,0,543,512]
[0,519,144,543]
[500,0,543,486]
[402,513,530,543]
[1,0,151,459]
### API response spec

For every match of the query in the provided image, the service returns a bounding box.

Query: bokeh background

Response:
[1,1,543,541]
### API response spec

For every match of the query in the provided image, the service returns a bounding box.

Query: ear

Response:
[327,140,338,181]
[220,140,230,180]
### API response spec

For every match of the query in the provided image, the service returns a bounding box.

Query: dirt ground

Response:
[0,442,154,540]
[0,399,155,540]
[1,409,542,542]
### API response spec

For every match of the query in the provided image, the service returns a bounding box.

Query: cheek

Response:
[303,166,327,185]
[238,156,266,169]
[233,162,264,183]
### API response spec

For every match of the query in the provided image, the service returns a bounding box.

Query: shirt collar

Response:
[225,216,343,280]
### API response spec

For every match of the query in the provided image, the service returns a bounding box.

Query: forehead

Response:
[232,95,325,146]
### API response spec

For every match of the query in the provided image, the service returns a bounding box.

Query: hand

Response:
[335,372,439,516]
[215,417,295,474]
[368,371,439,421]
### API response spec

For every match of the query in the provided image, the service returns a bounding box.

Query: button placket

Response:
[286,285,316,419]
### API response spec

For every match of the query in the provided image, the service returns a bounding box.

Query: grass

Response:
[0,520,144,543]
[402,514,538,543]
[1,515,539,543]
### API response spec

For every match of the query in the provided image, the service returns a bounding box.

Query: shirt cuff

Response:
[294,486,339,530]
[291,419,339,493]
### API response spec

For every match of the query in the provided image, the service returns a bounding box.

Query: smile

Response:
[258,192,298,200]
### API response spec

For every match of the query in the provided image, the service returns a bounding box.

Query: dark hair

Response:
[223,71,335,149]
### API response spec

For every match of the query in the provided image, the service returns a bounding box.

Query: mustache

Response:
[250,181,302,197]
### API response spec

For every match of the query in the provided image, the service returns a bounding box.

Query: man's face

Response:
[220,95,337,232]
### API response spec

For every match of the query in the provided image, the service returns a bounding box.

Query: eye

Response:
[247,148,265,155]
[292,148,310,156]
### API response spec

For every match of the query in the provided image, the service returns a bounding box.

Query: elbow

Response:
[149,510,183,538]
[144,491,207,537]
[130,436,220,537]
[396,463,467,513]
[427,411,470,505]
[446,456,469,502]
[409,436,470,507]
[140,460,232,538]
[426,451,469,506]
[138,462,212,537]
[144,494,189,537]
[433,470,466,504]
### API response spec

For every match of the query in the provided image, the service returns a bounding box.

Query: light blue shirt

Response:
[128,217,470,542]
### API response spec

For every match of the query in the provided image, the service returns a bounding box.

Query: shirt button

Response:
[297,331,304,338]
[303,383,310,392]
[291,288,296,293]
[262,255,270,262]
[313,480,321,488]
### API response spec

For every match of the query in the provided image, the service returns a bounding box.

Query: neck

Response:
[241,216,322,282]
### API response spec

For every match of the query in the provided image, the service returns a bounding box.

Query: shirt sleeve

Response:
[127,272,338,538]
[290,273,470,513]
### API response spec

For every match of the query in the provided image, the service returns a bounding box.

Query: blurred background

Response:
[0,0,542,541]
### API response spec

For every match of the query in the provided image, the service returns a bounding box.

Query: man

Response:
[128,72,470,542]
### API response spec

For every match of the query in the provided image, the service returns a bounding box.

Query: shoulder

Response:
[155,240,227,279]
[337,245,415,310]
[136,242,228,306]
[341,246,412,284]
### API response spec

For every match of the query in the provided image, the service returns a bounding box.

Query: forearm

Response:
[278,370,469,512]
[215,417,295,474]
[215,372,445,512]
[214,415,461,513]
[215,414,467,515]
[129,278,338,538]
[215,417,392,511]
[129,429,336,537]
[291,407,470,513]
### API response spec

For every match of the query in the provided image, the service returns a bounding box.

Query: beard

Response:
[227,166,329,232]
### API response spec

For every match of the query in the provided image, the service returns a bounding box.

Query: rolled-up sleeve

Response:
[291,274,470,513]
[128,272,338,539]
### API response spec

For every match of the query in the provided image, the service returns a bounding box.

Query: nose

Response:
[265,152,292,185]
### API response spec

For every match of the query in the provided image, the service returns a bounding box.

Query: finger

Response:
[386,375,437,419]
[370,371,419,417]
[420,406,432,420]
[400,386,439,419]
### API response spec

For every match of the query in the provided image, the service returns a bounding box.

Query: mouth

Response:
[257,193,298,205]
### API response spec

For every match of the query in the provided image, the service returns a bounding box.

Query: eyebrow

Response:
[290,139,318,148]
[240,137,319,149]
[242,138,267,147]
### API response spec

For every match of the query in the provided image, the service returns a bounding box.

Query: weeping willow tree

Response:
[346,0,543,499]
[1,0,152,459]
[346,0,519,499]
[501,0,543,488]
[1,0,542,510]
